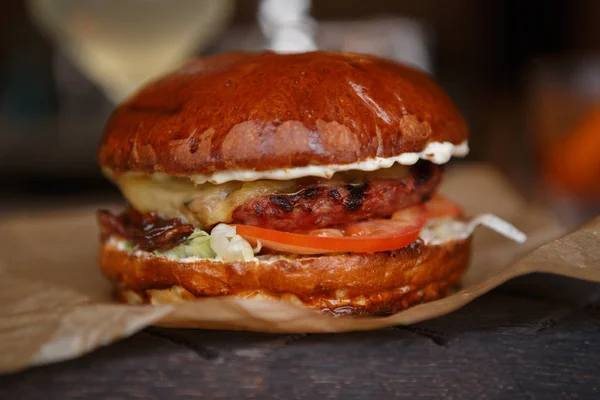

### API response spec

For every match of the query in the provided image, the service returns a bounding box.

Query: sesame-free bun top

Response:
[98,51,468,175]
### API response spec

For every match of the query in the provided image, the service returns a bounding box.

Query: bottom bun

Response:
[100,237,471,316]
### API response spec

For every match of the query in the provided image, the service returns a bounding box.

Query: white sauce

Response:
[107,236,131,251]
[189,141,469,185]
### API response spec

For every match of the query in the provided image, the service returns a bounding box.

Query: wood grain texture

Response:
[1,278,600,400]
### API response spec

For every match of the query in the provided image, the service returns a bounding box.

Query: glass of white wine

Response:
[28,0,234,103]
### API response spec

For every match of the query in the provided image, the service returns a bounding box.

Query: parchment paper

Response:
[1,164,599,374]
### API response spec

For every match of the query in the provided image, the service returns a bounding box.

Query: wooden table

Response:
[1,274,599,399]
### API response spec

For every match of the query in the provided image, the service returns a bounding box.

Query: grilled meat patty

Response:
[230,162,442,232]
[99,162,442,252]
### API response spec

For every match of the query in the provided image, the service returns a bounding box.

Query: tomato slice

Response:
[347,205,427,237]
[304,228,345,238]
[234,205,427,255]
[424,194,463,219]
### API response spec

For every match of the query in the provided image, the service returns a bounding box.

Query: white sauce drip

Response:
[189,141,469,185]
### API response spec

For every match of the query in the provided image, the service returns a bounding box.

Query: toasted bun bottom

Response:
[100,238,471,316]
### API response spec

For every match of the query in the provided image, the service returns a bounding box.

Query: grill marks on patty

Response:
[231,162,442,232]
[98,161,443,252]
[342,183,369,211]
[269,186,325,213]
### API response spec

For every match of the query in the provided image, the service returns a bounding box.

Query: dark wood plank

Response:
[1,280,600,400]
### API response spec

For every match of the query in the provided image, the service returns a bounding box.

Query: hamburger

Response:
[97,51,525,315]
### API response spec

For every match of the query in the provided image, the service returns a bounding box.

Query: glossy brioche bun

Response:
[100,237,471,315]
[98,51,468,175]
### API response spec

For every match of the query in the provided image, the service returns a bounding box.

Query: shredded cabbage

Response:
[420,214,527,245]
[155,230,216,259]
[210,224,255,262]
[154,223,256,262]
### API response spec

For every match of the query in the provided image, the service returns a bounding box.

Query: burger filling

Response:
[99,160,526,261]
[230,161,440,232]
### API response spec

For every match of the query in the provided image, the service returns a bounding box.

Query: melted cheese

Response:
[113,174,295,227]
[109,164,411,228]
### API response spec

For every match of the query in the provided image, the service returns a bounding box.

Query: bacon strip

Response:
[97,207,194,251]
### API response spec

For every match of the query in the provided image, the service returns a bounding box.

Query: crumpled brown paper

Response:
[1,164,599,374]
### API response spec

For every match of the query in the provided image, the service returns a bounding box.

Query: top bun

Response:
[98,51,468,175]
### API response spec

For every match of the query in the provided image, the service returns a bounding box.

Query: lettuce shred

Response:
[154,224,256,262]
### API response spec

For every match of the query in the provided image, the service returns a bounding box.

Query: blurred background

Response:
[0,0,598,228]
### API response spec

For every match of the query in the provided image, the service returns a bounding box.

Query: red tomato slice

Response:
[424,195,463,219]
[234,205,427,255]
[304,228,345,238]
[347,205,427,237]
